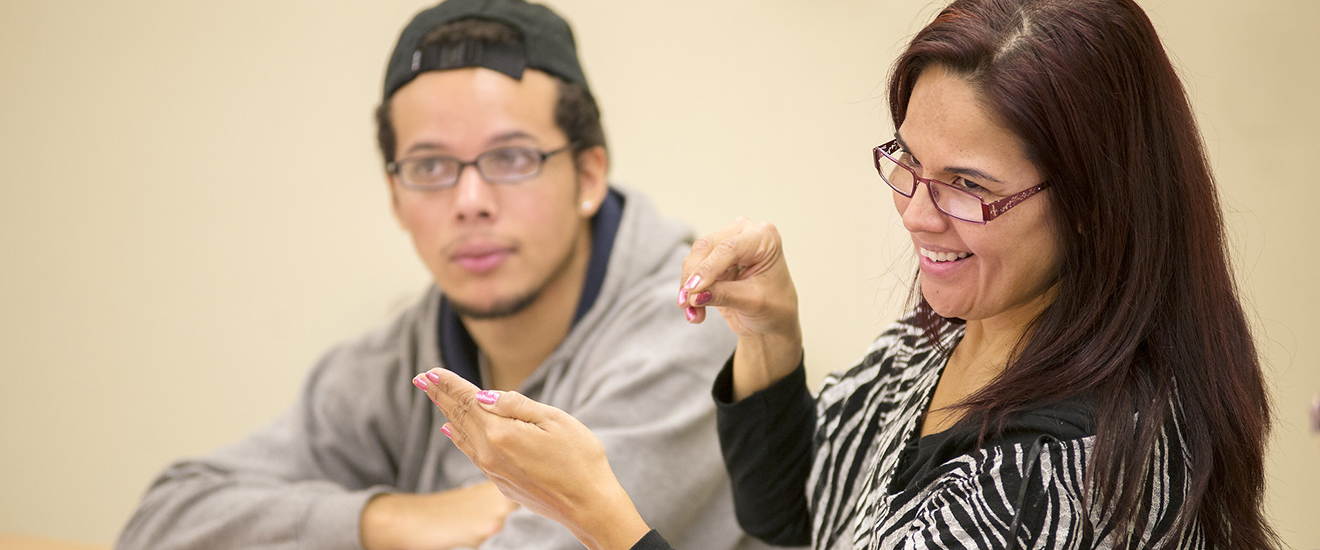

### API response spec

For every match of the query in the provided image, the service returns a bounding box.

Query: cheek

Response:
[893,191,910,215]
[394,198,444,241]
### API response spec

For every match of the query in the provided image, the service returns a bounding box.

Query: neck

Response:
[919,286,1059,437]
[461,222,594,391]
[951,285,1058,379]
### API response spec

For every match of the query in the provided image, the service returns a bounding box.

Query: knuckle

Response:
[691,236,714,252]
[714,238,739,256]
[486,425,509,447]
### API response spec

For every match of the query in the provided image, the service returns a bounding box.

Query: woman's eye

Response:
[954,177,985,192]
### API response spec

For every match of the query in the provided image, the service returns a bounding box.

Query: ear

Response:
[573,145,609,218]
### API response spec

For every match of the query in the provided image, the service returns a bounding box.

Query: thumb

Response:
[474,389,558,427]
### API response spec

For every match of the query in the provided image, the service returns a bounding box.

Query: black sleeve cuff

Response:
[629,529,674,550]
[711,353,814,546]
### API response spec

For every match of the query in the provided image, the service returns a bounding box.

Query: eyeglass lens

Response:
[875,144,985,222]
[400,147,544,188]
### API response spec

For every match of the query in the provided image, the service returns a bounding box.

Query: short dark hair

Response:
[374,18,606,165]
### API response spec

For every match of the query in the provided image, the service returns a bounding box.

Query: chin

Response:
[921,293,973,321]
[448,289,541,320]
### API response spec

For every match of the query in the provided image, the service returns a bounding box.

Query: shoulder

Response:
[567,187,736,386]
[302,288,438,412]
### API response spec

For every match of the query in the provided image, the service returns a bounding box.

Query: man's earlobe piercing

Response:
[582,201,593,212]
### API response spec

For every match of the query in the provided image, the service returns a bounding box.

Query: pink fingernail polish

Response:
[441,425,452,438]
[476,390,500,405]
[693,291,712,306]
[413,376,429,390]
[685,307,697,322]
[678,287,688,306]
[685,274,702,290]
[426,372,441,383]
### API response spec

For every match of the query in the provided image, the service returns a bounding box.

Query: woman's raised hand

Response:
[413,369,651,550]
[678,218,803,400]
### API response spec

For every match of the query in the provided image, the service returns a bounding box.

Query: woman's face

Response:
[893,65,1063,324]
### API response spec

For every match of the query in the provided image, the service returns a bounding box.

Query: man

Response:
[117,1,765,549]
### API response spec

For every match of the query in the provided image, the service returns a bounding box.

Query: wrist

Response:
[732,328,803,401]
[567,478,651,550]
[359,493,399,550]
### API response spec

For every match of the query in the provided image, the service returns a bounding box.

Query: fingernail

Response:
[677,287,688,306]
[693,291,712,306]
[426,371,441,383]
[685,307,697,322]
[413,375,429,390]
[476,390,500,405]
[441,425,452,438]
[685,274,702,290]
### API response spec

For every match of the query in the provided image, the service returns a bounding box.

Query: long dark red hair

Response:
[890,1,1276,548]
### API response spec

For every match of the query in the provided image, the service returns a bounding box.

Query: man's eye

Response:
[486,149,537,173]
[407,158,450,180]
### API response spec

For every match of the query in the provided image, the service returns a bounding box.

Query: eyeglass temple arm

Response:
[982,182,1050,221]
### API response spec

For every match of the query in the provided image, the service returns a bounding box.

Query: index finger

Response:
[680,217,750,292]
[417,369,485,438]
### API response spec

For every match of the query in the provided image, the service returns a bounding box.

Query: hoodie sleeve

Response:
[116,334,417,550]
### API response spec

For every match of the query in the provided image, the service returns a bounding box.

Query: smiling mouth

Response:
[919,247,974,263]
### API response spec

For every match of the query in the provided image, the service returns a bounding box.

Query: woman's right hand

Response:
[678,218,803,400]
[416,368,651,550]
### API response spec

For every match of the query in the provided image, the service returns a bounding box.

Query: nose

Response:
[452,164,497,222]
[898,180,949,234]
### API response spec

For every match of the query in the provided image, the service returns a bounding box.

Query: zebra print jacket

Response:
[694,312,1204,550]
[804,314,1204,549]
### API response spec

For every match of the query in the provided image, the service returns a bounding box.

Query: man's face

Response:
[387,68,604,318]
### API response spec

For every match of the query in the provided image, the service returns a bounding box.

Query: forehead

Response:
[389,67,563,152]
[899,65,1039,184]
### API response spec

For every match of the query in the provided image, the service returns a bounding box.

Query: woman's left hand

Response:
[414,368,652,550]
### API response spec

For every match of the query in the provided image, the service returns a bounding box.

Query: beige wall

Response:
[0,0,1315,546]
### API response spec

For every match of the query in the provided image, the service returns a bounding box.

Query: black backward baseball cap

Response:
[382,0,591,100]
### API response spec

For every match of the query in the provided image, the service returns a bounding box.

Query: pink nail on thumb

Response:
[441,425,452,438]
[476,390,500,405]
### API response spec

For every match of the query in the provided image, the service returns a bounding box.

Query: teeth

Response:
[919,248,971,263]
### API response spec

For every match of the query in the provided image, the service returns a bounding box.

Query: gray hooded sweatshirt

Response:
[117,187,772,550]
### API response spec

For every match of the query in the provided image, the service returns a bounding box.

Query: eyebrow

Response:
[402,130,540,156]
[893,131,1007,185]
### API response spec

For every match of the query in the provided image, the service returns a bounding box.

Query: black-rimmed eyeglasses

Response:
[388,144,575,190]
[873,139,1049,224]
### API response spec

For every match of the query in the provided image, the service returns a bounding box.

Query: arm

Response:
[118,338,515,550]
[713,359,815,546]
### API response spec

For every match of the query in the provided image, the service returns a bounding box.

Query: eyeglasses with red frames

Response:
[873,139,1050,224]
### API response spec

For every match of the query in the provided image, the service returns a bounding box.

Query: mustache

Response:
[441,232,519,257]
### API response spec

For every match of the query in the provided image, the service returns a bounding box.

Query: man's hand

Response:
[360,481,518,550]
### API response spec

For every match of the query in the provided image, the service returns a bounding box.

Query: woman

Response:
[413,0,1277,548]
